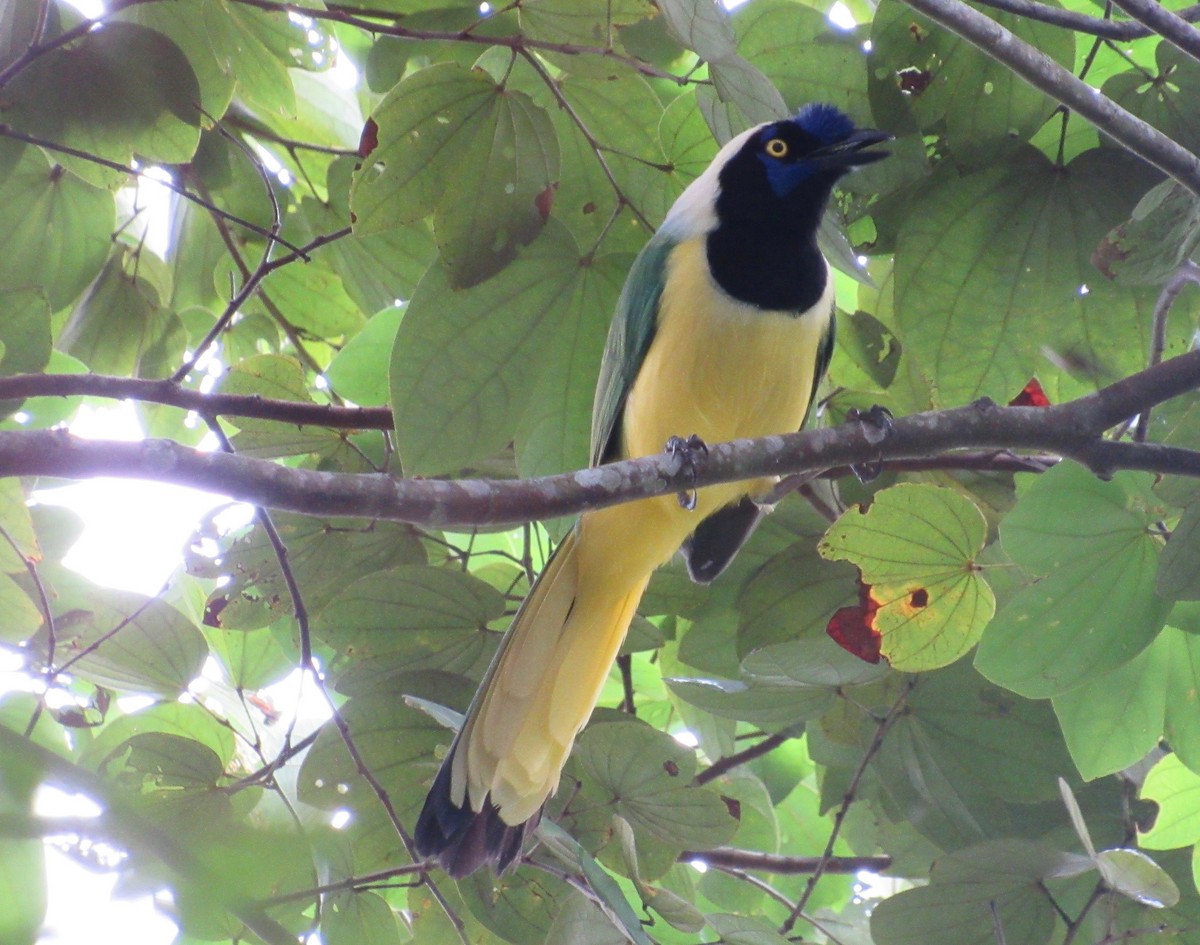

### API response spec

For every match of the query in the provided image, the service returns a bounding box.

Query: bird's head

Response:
[664,104,891,238]
[753,103,892,196]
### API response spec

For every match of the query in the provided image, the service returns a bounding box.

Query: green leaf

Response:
[217,355,344,459]
[351,61,559,286]
[0,837,44,945]
[0,573,42,644]
[894,148,1158,405]
[322,891,403,945]
[1053,633,1167,781]
[1096,848,1180,908]
[311,565,506,659]
[195,514,424,631]
[0,479,38,574]
[820,483,994,670]
[251,255,364,339]
[59,250,181,378]
[4,22,201,185]
[658,0,738,60]
[1140,753,1200,850]
[323,305,404,406]
[45,591,208,697]
[871,852,1058,945]
[519,0,654,45]
[741,636,892,689]
[874,662,1078,849]
[1103,44,1200,160]
[977,466,1171,698]
[515,252,627,480]
[734,0,871,118]
[544,892,631,945]
[79,702,236,773]
[667,675,827,729]
[1093,179,1200,286]
[735,541,860,653]
[706,914,790,945]
[389,219,585,475]
[460,870,569,943]
[709,55,788,125]
[0,144,114,310]
[1165,626,1200,773]
[297,158,436,313]
[871,0,1073,164]
[1159,499,1200,600]
[0,288,51,385]
[576,720,737,851]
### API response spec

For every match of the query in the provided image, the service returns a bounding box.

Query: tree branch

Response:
[899,0,1200,195]
[1108,0,1200,62]
[5,350,1200,526]
[694,730,795,786]
[969,0,1200,41]
[0,373,391,428]
[682,847,892,875]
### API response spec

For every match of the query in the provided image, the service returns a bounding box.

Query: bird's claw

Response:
[666,434,708,510]
[847,405,894,483]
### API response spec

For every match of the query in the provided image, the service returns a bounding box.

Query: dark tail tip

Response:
[414,751,541,878]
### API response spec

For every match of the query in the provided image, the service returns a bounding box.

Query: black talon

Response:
[847,405,894,483]
[666,434,708,510]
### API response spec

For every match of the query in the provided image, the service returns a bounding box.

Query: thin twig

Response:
[0,374,390,428]
[169,219,351,382]
[617,653,636,714]
[205,415,466,942]
[1135,260,1200,441]
[779,678,916,935]
[0,125,310,256]
[694,730,794,785]
[518,48,654,232]
[233,0,698,86]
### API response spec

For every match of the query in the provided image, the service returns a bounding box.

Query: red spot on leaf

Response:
[909,587,929,608]
[721,796,742,820]
[827,578,883,663]
[358,118,379,160]
[535,182,557,221]
[664,759,680,777]
[1009,378,1051,407]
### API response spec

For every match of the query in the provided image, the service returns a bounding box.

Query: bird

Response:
[414,103,890,877]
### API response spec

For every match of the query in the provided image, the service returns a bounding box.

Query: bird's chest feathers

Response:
[621,239,833,461]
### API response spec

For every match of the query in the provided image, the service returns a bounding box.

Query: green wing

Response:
[589,230,679,466]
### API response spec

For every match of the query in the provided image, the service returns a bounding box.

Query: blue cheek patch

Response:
[758,152,815,197]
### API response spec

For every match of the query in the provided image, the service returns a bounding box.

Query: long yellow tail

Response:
[413,523,651,876]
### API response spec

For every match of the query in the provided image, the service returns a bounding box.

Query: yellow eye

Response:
[764,138,789,158]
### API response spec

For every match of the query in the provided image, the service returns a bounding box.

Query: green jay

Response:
[415,103,890,877]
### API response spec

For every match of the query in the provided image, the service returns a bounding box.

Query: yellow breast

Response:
[574,237,834,586]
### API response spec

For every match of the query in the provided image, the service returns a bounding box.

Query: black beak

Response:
[812,128,893,170]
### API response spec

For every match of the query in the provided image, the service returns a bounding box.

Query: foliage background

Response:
[3,0,1200,943]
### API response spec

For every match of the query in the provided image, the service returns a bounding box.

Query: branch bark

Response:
[4,350,1200,527]
[969,0,1200,41]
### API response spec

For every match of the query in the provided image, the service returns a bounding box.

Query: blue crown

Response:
[792,103,857,145]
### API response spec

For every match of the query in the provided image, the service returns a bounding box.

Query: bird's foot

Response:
[847,405,894,483]
[666,434,708,511]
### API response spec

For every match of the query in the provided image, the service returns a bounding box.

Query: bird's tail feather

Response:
[414,529,647,876]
